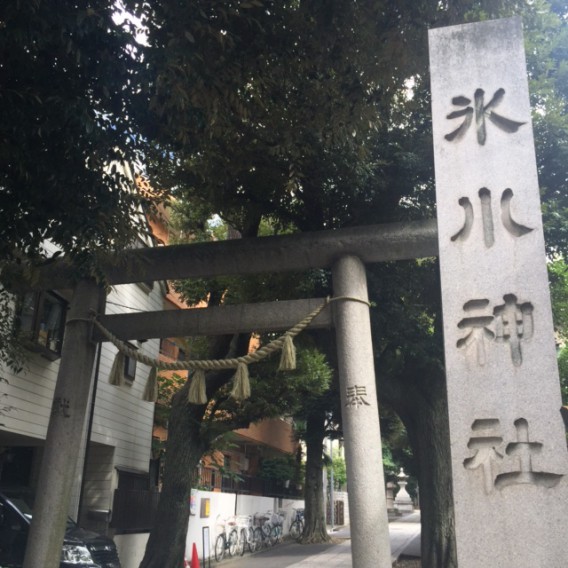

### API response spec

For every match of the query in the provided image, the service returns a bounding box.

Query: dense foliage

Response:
[0,1,156,265]
[549,259,568,404]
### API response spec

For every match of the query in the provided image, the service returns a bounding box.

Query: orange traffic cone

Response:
[191,543,200,568]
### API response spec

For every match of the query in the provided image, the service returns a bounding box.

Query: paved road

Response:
[202,512,421,568]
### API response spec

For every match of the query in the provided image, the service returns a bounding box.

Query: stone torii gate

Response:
[22,221,437,568]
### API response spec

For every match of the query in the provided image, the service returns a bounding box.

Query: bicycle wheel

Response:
[272,525,283,544]
[214,534,225,562]
[247,528,258,553]
[228,529,239,557]
[261,522,271,539]
[253,527,264,550]
[239,528,247,556]
[289,520,302,539]
[269,525,279,546]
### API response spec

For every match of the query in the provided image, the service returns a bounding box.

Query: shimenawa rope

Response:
[92,295,369,403]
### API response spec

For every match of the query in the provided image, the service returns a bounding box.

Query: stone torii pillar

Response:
[23,280,103,568]
[332,255,392,568]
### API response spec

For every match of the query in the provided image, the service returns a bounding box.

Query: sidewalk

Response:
[212,511,421,568]
[329,511,421,564]
[387,511,421,561]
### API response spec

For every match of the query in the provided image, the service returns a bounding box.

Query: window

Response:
[18,291,67,360]
[123,344,137,381]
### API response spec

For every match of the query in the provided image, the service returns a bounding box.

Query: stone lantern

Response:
[394,467,413,514]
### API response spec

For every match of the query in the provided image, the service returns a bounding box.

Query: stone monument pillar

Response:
[429,17,568,568]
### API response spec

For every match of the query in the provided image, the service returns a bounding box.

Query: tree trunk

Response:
[300,407,331,544]
[139,382,207,568]
[382,368,457,568]
[138,328,241,568]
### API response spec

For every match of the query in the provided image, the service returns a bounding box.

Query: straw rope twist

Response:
[90,295,369,371]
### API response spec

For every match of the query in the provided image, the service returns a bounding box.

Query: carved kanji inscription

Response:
[451,188,533,248]
[345,385,371,409]
[445,88,526,145]
[464,417,564,494]
[457,295,534,366]
[464,418,503,494]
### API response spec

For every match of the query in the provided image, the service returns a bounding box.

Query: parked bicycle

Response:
[270,510,286,544]
[253,511,280,548]
[235,514,258,555]
[289,508,305,540]
[214,515,239,562]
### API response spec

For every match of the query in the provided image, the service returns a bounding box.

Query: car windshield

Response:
[3,492,77,531]
[8,497,32,521]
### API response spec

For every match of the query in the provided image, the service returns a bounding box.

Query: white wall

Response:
[73,282,162,517]
[114,491,306,566]
[79,444,115,530]
[91,283,161,473]
[114,489,353,567]
[0,351,60,441]
[183,490,305,562]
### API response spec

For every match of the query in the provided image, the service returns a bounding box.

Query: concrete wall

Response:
[184,490,304,562]
[113,490,304,566]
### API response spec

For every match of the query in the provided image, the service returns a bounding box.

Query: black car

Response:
[0,490,121,568]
